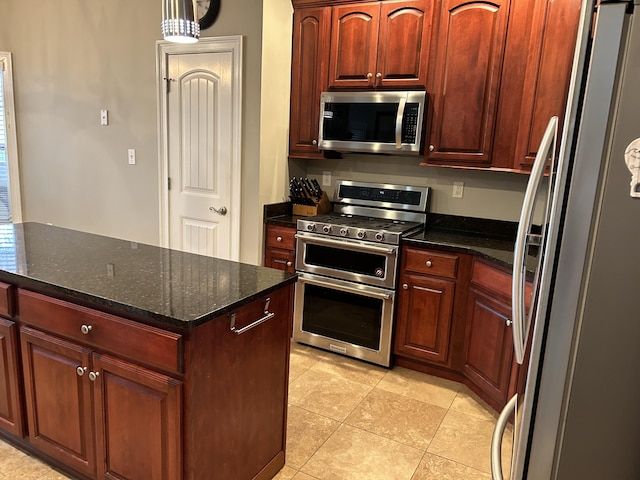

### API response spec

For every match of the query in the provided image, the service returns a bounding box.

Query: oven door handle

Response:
[298,273,392,300]
[295,233,396,255]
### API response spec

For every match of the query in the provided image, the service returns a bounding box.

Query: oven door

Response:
[295,232,398,289]
[293,272,395,367]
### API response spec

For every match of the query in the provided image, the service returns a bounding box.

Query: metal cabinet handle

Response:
[76,366,87,376]
[88,371,100,382]
[425,260,432,267]
[230,298,275,335]
[312,140,317,145]
[367,72,373,79]
[81,324,92,335]
[402,283,409,290]
[276,236,283,242]
[286,261,292,267]
[209,206,228,216]
[506,319,512,327]
[429,145,435,152]
[376,72,382,78]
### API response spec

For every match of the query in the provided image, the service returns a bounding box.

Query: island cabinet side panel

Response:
[183,284,293,480]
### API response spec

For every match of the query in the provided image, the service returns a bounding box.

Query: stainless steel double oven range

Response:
[293,181,430,367]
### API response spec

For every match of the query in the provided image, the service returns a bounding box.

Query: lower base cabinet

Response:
[0,317,23,438]
[2,283,293,480]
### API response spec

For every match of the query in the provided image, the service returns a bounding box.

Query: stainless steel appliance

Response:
[293,181,429,367]
[491,1,640,478]
[318,91,426,155]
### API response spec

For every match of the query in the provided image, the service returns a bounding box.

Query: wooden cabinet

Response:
[289,6,331,159]
[0,317,23,438]
[513,0,582,170]
[394,247,461,367]
[12,282,294,480]
[264,224,297,273]
[462,259,522,410]
[423,0,509,166]
[329,0,434,89]
[18,290,183,479]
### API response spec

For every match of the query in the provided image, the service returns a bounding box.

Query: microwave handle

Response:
[395,97,407,149]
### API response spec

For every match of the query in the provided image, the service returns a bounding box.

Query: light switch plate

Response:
[100,109,108,126]
[128,149,136,165]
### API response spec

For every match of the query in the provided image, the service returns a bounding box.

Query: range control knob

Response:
[306,223,316,232]
[375,232,385,242]
[357,230,366,239]
[339,227,348,237]
[322,225,332,234]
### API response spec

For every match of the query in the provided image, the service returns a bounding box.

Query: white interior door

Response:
[157,37,242,260]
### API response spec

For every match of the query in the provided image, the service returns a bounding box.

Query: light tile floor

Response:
[0,341,513,480]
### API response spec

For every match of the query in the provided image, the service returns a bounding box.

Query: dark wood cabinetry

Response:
[513,0,582,169]
[329,0,434,88]
[423,0,509,166]
[264,224,297,273]
[289,6,331,159]
[0,317,23,438]
[394,247,458,366]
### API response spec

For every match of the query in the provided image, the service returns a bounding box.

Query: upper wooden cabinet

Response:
[329,0,435,88]
[513,0,582,170]
[423,0,509,166]
[289,6,331,159]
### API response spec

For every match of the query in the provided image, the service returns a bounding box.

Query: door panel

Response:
[0,318,22,437]
[20,326,95,477]
[426,0,509,165]
[93,353,182,480]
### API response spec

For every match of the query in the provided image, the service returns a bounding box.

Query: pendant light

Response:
[162,0,200,43]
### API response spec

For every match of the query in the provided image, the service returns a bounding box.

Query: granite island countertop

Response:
[0,222,297,329]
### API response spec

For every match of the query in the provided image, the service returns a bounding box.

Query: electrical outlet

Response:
[128,148,136,165]
[322,171,331,187]
[100,109,108,126]
[453,181,464,198]
[107,263,115,278]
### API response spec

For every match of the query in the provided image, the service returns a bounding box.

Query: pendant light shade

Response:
[162,0,199,43]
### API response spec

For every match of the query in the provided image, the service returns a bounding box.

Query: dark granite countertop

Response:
[264,204,536,271]
[0,222,297,329]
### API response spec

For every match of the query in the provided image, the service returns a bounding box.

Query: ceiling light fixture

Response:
[162,0,200,44]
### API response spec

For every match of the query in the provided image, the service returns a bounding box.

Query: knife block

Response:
[292,191,332,216]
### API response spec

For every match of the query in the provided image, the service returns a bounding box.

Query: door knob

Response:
[209,206,228,216]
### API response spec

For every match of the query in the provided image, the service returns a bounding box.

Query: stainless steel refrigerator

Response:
[491,1,640,479]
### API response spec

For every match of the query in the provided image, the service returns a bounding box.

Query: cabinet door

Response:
[424,0,509,166]
[0,318,23,437]
[394,273,455,365]
[514,0,581,169]
[463,287,514,407]
[329,2,381,88]
[289,7,332,159]
[376,0,434,88]
[265,247,296,273]
[20,326,96,477]
[93,353,182,480]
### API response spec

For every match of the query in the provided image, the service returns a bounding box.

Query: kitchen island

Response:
[0,222,297,480]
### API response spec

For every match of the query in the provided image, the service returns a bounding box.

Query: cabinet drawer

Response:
[403,247,459,279]
[471,259,532,307]
[0,282,14,318]
[17,289,182,374]
[265,225,296,250]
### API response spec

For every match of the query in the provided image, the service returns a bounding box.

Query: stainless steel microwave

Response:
[318,91,426,155]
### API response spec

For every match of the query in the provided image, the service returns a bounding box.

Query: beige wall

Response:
[0,0,282,264]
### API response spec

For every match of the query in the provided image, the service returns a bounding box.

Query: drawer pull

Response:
[230,298,275,335]
[80,324,93,335]
[76,366,87,377]
[402,283,409,290]
[425,261,432,267]
[88,371,100,382]
[276,236,283,242]
[506,319,512,327]
[287,261,292,267]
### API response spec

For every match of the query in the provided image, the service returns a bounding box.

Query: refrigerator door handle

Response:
[512,116,558,364]
[491,394,517,480]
